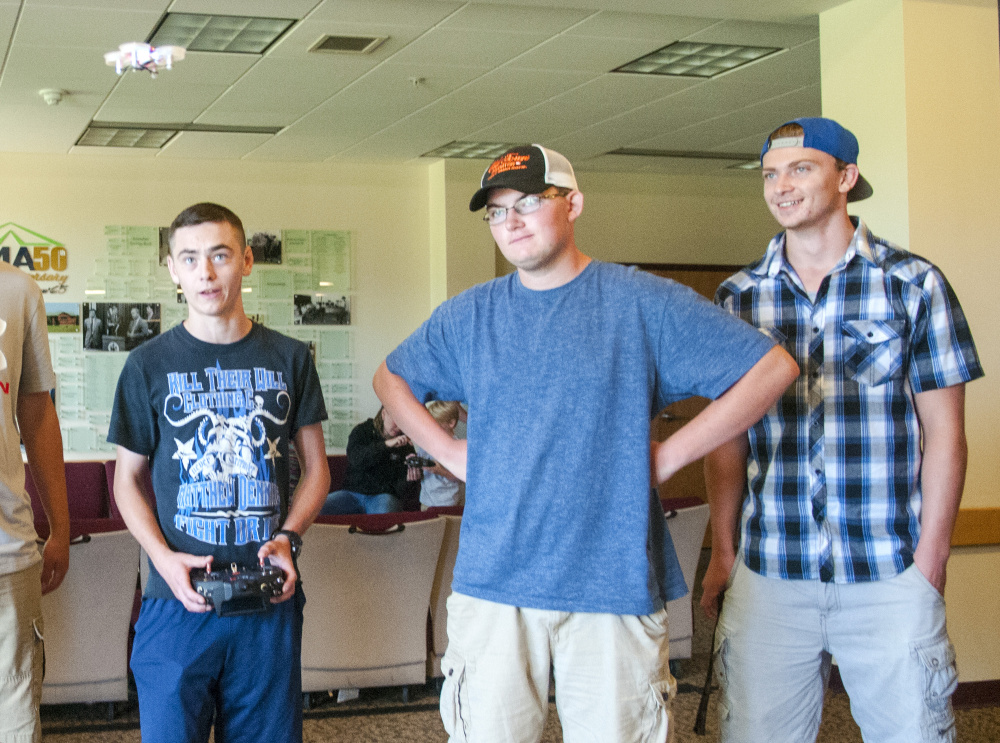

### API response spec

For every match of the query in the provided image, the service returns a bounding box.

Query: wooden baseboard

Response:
[952,508,1000,547]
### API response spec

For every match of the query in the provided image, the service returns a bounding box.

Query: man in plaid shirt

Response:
[701,117,984,743]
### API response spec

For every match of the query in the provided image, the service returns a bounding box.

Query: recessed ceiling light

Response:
[309,35,388,54]
[148,13,295,54]
[76,121,282,148]
[77,127,177,148]
[421,141,518,159]
[614,41,781,78]
[727,160,762,170]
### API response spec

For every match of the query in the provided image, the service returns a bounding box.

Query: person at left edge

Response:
[107,203,330,743]
[0,261,71,743]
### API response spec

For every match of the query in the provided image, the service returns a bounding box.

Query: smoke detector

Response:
[39,89,66,106]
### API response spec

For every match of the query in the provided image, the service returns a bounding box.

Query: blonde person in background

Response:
[417,401,464,510]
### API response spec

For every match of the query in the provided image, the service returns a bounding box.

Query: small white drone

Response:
[104,42,186,78]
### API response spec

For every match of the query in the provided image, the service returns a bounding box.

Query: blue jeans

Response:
[320,489,401,515]
[715,560,957,743]
[130,589,305,743]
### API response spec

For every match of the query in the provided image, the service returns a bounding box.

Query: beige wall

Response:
[0,152,433,419]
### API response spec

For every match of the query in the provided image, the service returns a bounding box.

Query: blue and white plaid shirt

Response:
[717,220,983,583]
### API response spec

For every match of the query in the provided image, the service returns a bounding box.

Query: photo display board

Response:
[48,225,356,454]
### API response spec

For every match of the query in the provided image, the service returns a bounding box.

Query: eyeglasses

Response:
[483,192,566,225]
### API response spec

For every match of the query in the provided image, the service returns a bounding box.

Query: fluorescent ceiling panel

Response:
[149,13,295,54]
[77,121,280,148]
[77,127,177,148]
[614,41,781,78]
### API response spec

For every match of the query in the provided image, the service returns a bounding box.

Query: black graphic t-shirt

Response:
[109,322,327,599]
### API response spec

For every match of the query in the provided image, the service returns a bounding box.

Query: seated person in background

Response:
[417,401,464,510]
[320,406,420,515]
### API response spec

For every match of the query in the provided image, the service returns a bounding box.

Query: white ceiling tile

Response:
[0,103,92,152]
[286,62,492,138]
[387,27,549,68]
[0,4,20,62]
[241,132,341,161]
[95,51,258,122]
[0,45,118,106]
[439,3,591,33]
[305,0,462,26]
[23,0,167,8]
[471,73,697,143]
[195,57,376,125]
[507,33,669,72]
[14,5,163,48]
[410,67,597,136]
[157,130,273,158]
[566,11,716,40]
[633,87,820,153]
[334,131,444,161]
[467,0,842,24]
[0,0,847,163]
[166,0,317,18]
[684,18,819,47]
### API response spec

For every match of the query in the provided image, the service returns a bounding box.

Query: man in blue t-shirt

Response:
[108,203,330,743]
[374,144,799,742]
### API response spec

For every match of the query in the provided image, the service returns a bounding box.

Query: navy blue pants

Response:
[130,589,304,743]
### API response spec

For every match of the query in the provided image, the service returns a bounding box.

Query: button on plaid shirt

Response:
[717,220,983,582]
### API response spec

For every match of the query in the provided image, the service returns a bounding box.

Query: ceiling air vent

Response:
[309,35,387,54]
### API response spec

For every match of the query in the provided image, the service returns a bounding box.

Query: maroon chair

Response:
[25,461,109,521]
[425,505,463,517]
[104,459,155,518]
[33,516,129,542]
[327,455,348,491]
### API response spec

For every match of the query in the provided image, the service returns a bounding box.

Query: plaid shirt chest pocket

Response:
[841,319,906,386]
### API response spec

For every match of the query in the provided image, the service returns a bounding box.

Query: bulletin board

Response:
[48,225,357,455]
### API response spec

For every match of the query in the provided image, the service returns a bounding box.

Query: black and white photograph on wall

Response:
[294,294,350,325]
[83,302,161,351]
[248,228,282,264]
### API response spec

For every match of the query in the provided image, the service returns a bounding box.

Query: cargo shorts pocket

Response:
[32,616,45,711]
[640,678,674,742]
[912,636,957,742]
[440,652,470,742]
[713,635,731,722]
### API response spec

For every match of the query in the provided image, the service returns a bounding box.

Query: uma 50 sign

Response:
[0,222,69,294]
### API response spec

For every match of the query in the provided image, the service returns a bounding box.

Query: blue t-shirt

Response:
[387,261,774,615]
[108,323,327,599]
